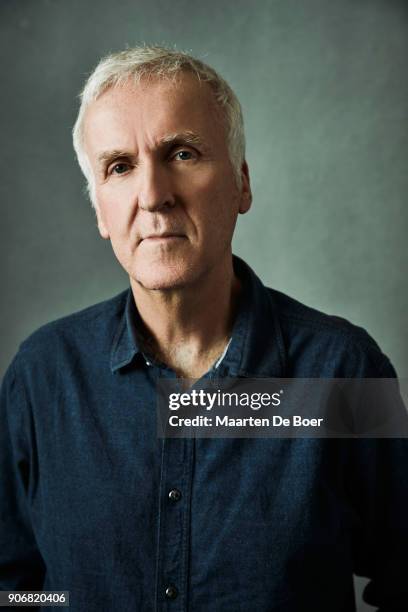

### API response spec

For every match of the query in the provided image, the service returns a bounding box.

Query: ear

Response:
[87,176,110,239]
[238,160,252,214]
[95,206,110,240]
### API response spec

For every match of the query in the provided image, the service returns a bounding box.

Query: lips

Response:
[145,233,183,239]
[140,232,185,243]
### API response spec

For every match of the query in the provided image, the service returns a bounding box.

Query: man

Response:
[0,46,406,611]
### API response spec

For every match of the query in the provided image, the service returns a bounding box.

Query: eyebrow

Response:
[160,131,206,147]
[97,149,136,171]
[96,131,209,171]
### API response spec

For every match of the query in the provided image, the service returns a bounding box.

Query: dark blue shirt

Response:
[0,256,407,611]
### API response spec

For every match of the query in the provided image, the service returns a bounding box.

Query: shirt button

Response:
[165,585,178,600]
[168,488,182,502]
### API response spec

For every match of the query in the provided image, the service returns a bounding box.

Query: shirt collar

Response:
[110,290,141,372]
[110,255,287,377]
[215,256,286,378]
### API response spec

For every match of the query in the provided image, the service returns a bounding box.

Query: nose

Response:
[137,161,175,212]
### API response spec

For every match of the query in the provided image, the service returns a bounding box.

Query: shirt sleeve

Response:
[0,359,45,591]
[348,356,408,611]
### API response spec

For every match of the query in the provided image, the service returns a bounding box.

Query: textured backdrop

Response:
[1,3,407,606]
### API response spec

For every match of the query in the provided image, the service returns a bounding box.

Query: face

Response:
[83,73,252,291]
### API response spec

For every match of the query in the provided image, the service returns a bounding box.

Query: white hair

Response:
[72,45,246,207]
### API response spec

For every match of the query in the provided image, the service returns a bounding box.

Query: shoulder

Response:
[1,291,130,423]
[268,288,395,377]
[13,289,129,370]
[270,287,380,350]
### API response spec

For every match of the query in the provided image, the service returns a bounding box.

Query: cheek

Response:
[188,167,239,211]
[199,180,240,228]
[192,197,239,251]
[96,185,135,234]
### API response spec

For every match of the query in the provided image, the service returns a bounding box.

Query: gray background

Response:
[1,1,407,608]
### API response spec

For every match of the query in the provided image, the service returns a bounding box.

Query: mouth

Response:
[140,233,186,244]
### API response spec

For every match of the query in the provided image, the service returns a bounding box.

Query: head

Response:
[73,45,252,290]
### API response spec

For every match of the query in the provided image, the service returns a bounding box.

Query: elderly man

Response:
[0,46,407,611]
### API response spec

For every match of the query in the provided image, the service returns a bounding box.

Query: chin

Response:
[131,261,197,291]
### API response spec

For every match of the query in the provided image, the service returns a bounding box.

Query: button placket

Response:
[155,436,194,611]
[168,488,182,502]
[165,584,178,600]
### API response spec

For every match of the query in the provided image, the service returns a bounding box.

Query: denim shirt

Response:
[0,256,406,611]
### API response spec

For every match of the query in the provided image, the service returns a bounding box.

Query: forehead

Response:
[83,73,227,155]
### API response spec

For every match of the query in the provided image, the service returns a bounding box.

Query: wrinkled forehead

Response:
[82,72,227,154]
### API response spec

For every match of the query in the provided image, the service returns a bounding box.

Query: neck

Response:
[130,255,241,378]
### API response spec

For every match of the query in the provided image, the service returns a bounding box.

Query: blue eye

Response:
[112,163,129,174]
[175,150,193,161]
